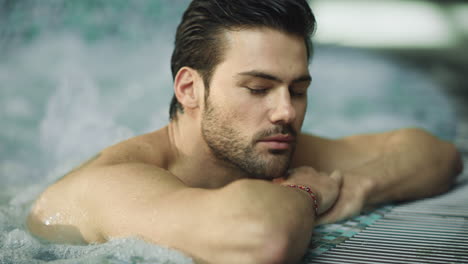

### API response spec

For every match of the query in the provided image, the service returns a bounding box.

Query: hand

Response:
[273,167,343,215]
[316,173,369,224]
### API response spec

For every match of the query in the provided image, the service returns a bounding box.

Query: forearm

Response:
[349,128,462,205]
[216,179,316,263]
[71,163,314,264]
[141,179,316,264]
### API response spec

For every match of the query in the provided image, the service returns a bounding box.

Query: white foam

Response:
[1,229,193,264]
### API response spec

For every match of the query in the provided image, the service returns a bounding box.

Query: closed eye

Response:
[245,87,268,95]
[289,83,309,98]
[290,89,307,97]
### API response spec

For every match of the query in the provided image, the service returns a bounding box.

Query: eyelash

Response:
[246,87,268,95]
[291,90,307,97]
[244,86,307,98]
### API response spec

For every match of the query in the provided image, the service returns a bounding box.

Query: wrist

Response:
[285,184,319,216]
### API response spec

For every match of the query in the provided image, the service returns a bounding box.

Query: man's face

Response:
[201,28,310,179]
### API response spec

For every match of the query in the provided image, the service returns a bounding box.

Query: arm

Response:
[28,162,324,264]
[292,128,463,223]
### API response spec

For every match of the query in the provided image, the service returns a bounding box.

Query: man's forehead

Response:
[218,28,310,81]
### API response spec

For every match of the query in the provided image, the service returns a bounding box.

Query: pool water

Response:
[0,1,456,263]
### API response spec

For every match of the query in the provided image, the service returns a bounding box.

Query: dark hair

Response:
[169,0,316,120]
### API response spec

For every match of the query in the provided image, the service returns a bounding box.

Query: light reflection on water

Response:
[0,1,456,263]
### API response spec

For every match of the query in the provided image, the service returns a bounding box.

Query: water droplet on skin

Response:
[43,212,64,226]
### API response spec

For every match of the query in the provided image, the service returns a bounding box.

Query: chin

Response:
[264,158,291,178]
[268,149,290,155]
[238,146,294,179]
[245,157,289,179]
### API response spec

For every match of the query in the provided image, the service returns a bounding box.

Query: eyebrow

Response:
[237,70,312,84]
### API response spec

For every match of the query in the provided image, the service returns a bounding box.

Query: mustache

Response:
[254,125,297,141]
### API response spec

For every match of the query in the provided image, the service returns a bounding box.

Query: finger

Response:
[317,195,362,224]
[318,171,342,214]
[316,203,349,225]
[330,170,343,186]
[317,186,340,215]
[317,202,353,224]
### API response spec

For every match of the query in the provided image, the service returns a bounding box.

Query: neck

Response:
[167,116,248,189]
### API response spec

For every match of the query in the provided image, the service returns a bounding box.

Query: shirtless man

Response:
[27,0,463,263]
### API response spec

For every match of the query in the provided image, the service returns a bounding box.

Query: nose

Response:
[269,89,296,125]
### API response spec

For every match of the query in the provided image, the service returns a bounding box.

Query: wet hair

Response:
[169,0,316,120]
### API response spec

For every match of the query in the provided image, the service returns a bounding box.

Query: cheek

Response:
[223,101,263,133]
[298,100,307,116]
[295,100,307,124]
[222,93,261,119]
[209,97,247,124]
[210,84,269,125]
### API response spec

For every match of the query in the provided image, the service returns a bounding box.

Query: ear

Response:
[174,67,202,110]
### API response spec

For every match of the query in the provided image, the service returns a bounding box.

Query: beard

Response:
[201,97,297,179]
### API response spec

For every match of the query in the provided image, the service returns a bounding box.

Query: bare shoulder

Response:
[97,126,173,168]
[34,126,173,198]
[27,126,178,244]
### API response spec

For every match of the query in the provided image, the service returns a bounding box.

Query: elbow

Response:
[448,142,464,179]
[223,180,312,264]
[439,142,463,193]
[254,234,290,264]
[398,128,463,187]
[245,209,311,264]
[247,222,298,264]
[426,130,464,183]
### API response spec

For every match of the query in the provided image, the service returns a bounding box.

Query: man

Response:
[27,0,462,263]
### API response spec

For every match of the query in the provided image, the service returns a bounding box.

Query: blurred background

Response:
[0,0,466,263]
[311,0,468,106]
[312,0,468,171]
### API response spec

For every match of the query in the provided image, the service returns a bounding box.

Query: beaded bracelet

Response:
[286,184,319,216]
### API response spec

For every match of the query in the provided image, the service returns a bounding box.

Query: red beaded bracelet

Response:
[286,184,319,216]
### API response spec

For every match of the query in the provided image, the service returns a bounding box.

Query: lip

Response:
[258,134,295,143]
[257,135,295,150]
